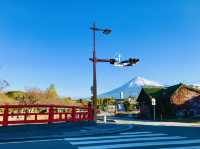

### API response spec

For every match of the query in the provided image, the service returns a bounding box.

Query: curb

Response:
[114,119,200,127]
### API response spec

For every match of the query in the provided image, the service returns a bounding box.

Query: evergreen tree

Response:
[46,84,58,98]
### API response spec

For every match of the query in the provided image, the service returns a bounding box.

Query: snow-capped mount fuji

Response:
[129,77,163,87]
[99,77,164,99]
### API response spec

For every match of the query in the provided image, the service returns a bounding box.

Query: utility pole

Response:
[92,23,97,121]
[90,23,139,121]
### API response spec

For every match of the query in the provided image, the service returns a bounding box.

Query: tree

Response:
[63,97,72,103]
[14,89,41,114]
[46,84,58,99]
[15,88,40,105]
[123,100,131,112]
[78,98,88,106]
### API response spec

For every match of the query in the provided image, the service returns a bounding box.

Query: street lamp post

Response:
[90,23,111,121]
[92,23,97,121]
[90,23,139,121]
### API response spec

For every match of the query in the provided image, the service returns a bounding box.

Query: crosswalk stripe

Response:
[78,139,200,149]
[71,136,185,145]
[120,131,152,135]
[160,145,200,149]
[65,133,167,141]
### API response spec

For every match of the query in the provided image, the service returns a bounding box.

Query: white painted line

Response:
[78,139,200,149]
[0,138,64,145]
[120,131,152,135]
[71,136,185,145]
[65,133,167,141]
[80,129,87,132]
[160,145,200,149]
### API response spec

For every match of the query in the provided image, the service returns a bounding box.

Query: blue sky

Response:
[0,0,200,97]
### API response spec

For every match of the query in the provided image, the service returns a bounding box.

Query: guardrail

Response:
[0,103,93,126]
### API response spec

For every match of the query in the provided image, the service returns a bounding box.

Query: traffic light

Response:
[129,58,139,64]
[110,59,116,64]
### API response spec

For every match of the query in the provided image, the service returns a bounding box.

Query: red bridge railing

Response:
[0,103,93,126]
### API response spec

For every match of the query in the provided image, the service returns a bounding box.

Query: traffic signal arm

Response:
[89,58,139,66]
[89,58,116,63]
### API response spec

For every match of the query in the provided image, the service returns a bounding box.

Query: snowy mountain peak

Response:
[129,77,163,87]
[99,76,164,99]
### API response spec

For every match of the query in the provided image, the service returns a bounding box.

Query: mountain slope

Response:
[189,82,200,89]
[99,77,163,99]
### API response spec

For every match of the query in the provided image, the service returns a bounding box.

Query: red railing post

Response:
[35,114,37,121]
[88,102,93,121]
[71,107,76,122]
[48,106,54,123]
[3,105,9,126]
[24,111,27,122]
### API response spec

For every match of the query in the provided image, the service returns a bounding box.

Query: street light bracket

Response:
[90,27,112,35]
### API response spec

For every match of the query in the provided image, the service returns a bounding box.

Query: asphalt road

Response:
[1,124,200,149]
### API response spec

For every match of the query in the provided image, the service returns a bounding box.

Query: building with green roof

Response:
[137,83,200,119]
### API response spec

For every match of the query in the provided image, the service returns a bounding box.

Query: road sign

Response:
[152,98,156,121]
[152,98,156,106]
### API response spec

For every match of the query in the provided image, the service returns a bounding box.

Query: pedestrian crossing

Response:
[65,131,200,149]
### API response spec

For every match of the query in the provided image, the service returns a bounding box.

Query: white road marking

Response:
[65,133,167,141]
[78,139,200,149]
[120,131,152,135]
[160,145,200,149]
[0,138,64,145]
[71,136,185,145]
[80,129,87,132]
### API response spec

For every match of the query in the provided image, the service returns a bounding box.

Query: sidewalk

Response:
[0,121,132,143]
[113,117,200,127]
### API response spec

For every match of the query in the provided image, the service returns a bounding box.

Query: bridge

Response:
[0,103,93,126]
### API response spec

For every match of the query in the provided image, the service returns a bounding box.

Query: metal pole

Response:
[92,23,97,121]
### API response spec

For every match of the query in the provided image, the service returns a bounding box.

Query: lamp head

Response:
[102,29,112,35]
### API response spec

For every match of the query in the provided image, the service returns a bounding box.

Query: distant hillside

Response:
[0,92,16,105]
[5,90,85,106]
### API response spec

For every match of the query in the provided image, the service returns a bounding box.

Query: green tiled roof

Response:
[137,86,163,102]
[143,87,163,97]
[138,83,184,102]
